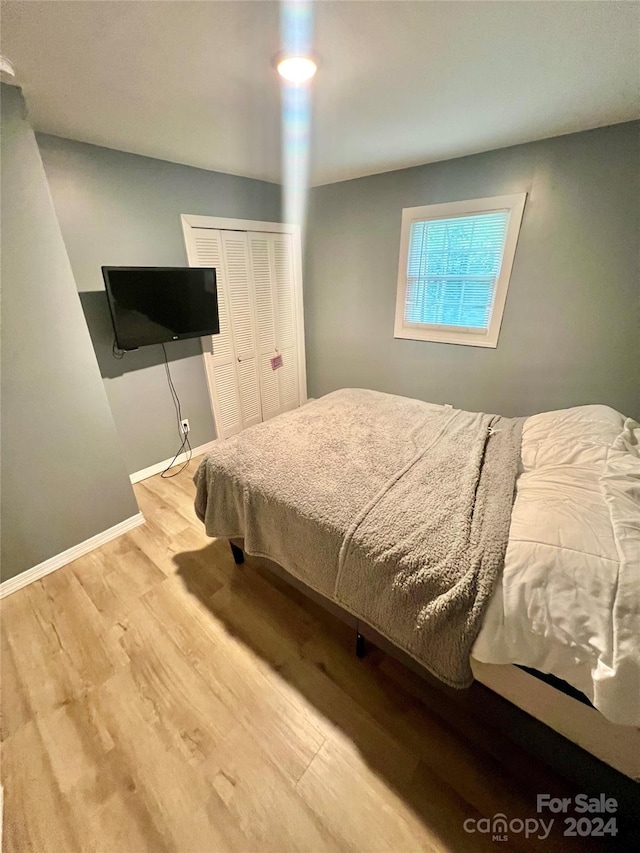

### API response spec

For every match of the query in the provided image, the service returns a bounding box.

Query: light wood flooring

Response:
[0,460,623,852]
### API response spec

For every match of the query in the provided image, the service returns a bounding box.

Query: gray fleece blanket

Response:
[194,388,524,687]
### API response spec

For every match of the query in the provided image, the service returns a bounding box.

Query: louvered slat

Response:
[248,232,283,421]
[277,346,299,412]
[259,353,281,421]
[248,234,277,353]
[273,235,296,350]
[237,356,262,427]
[219,231,261,430]
[190,229,241,438]
[212,361,242,437]
[222,232,255,358]
[193,231,233,363]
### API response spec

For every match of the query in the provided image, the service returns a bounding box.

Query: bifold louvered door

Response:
[186,228,261,439]
[247,232,300,419]
[183,219,305,440]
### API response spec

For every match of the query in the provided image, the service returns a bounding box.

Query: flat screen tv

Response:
[102,267,219,351]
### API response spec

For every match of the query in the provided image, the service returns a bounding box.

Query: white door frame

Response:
[180,214,308,434]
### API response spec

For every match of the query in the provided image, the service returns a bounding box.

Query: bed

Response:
[193,388,640,777]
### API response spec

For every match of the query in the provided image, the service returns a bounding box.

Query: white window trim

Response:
[393,193,527,348]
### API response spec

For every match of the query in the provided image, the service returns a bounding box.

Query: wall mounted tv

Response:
[102,267,219,351]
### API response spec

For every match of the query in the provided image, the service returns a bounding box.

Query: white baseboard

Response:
[129,440,217,484]
[0,512,145,599]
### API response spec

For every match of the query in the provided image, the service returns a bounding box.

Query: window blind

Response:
[404,211,510,332]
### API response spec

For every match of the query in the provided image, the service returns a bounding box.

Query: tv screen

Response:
[102,267,219,351]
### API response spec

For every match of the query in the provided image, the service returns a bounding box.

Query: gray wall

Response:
[1,85,139,582]
[37,134,282,475]
[305,122,640,419]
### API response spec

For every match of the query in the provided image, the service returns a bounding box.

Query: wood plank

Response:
[296,736,485,853]
[137,468,200,530]
[0,720,81,853]
[139,579,327,784]
[80,668,242,852]
[65,748,174,853]
[199,723,340,853]
[2,580,103,719]
[32,694,115,797]
[0,619,32,742]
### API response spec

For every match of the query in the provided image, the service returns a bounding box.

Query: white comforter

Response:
[473,405,640,727]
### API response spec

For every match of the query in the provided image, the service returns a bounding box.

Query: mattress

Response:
[473,405,640,727]
[194,389,524,688]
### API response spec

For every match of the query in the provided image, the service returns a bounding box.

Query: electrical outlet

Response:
[180,419,190,434]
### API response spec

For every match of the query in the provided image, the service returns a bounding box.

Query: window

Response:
[394,193,526,347]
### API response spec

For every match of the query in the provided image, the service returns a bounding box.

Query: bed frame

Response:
[228,539,640,796]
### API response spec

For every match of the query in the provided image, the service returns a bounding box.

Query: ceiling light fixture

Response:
[0,55,18,86]
[276,55,317,84]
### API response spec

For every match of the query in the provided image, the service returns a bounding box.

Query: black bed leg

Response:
[229,541,245,565]
[356,632,367,659]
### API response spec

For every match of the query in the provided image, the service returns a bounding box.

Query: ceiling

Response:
[2,1,638,186]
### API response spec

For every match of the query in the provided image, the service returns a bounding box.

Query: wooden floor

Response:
[0,460,623,852]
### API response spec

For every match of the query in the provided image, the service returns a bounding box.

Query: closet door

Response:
[187,228,260,439]
[183,216,306,440]
[247,232,299,419]
[219,231,262,431]
[247,232,281,421]
[272,233,300,414]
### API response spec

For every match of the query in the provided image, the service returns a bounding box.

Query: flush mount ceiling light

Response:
[276,55,318,83]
